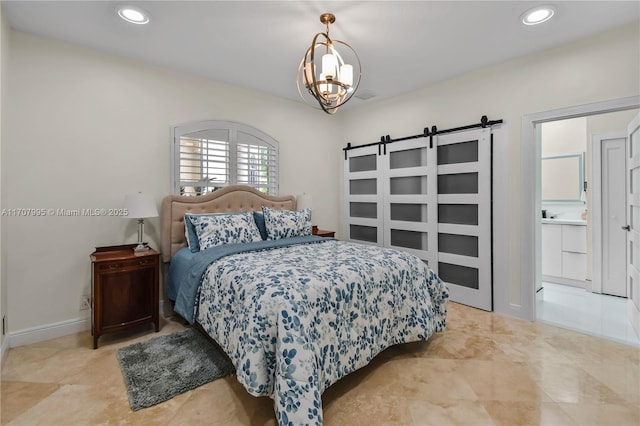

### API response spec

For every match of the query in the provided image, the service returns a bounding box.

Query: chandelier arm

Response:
[308,32,334,112]
[297,40,335,114]
[297,56,313,105]
[308,32,323,91]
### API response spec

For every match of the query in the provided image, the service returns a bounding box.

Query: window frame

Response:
[171,120,279,196]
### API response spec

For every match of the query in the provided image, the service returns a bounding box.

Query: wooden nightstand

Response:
[90,244,160,349]
[312,227,335,238]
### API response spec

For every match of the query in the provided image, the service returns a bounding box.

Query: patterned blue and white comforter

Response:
[184,238,448,425]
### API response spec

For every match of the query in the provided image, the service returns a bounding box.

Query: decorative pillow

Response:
[253,211,268,240]
[184,213,229,252]
[186,212,262,251]
[184,214,201,252]
[262,206,312,240]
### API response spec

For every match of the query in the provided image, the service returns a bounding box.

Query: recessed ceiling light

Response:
[521,5,555,26]
[118,6,150,25]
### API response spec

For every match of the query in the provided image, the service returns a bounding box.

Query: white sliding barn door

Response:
[434,128,492,311]
[344,145,384,245]
[382,138,438,266]
[344,126,494,311]
[626,113,640,337]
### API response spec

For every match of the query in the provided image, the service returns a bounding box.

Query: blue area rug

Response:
[116,328,235,410]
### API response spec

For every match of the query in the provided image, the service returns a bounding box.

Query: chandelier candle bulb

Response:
[341,64,353,87]
[322,53,337,79]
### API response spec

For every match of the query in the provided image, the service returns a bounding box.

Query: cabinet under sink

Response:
[541,222,587,287]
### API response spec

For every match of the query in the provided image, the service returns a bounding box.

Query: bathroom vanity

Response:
[541,219,587,287]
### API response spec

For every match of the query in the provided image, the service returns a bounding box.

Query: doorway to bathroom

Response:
[535,109,640,346]
[512,95,640,348]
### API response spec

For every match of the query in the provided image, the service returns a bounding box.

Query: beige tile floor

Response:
[1,302,639,425]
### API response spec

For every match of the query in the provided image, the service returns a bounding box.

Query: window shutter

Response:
[172,121,279,196]
[236,130,278,194]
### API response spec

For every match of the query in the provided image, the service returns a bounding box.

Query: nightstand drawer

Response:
[98,257,157,272]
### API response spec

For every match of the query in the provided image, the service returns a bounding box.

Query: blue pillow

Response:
[253,211,268,240]
[184,214,201,252]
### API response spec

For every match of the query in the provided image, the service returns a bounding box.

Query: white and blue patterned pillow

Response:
[186,212,262,250]
[262,206,312,240]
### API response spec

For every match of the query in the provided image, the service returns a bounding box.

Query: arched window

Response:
[171,120,279,195]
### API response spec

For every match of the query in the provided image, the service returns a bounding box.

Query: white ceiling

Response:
[3,1,639,110]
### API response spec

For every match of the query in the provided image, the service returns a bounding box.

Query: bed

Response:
[161,185,448,425]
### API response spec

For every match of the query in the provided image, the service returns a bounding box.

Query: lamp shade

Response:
[124,193,159,219]
[296,193,313,211]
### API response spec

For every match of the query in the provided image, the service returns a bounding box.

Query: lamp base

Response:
[133,243,149,253]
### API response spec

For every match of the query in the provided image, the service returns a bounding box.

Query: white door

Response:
[626,113,640,336]
[434,128,492,311]
[602,138,628,296]
[382,137,437,266]
[344,145,384,245]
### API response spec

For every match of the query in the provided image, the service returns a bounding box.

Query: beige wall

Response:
[4,21,639,339]
[541,117,587,156]
[541,118,587,203]
[342,23,640,314]
[586,110,637,137]
[0,3,9,357]
[4,31,343,334]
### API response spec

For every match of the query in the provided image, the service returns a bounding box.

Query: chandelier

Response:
[296,13,362,114]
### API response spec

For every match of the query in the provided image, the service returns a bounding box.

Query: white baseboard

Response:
[1,335,9,369]
[542,275,586,288]
[629,299,640,338]
[7,299,169,349]
[496,303,530,322]
[9,317,90,348]
[584,279,593,293]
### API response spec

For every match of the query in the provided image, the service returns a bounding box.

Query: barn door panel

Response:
[435,128,492,311]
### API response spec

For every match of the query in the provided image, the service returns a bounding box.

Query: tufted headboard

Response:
[160,185,296,262]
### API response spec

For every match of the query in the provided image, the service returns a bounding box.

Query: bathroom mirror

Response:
[541,152,585,202]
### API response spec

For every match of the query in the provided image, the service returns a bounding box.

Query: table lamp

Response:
[296,193,313,212]
[124,192,159,252]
